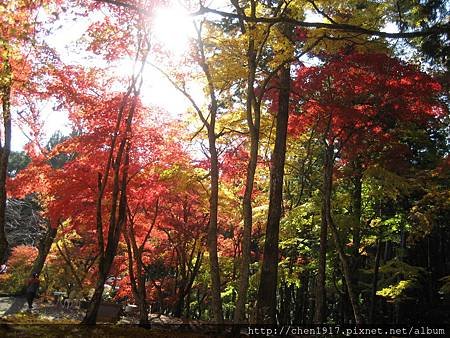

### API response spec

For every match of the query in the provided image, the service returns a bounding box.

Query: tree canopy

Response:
[0,0,449,330]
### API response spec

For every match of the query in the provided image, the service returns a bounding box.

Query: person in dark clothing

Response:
[26,273,40,310]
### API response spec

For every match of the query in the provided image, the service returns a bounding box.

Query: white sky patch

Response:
[152,5,194,57]
[12,10,92,151]
[140,67,205,120]
[382,22,400,34]
[11,3,206,151]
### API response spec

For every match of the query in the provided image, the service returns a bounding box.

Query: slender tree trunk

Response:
[0,54,12,264]
[329,218,364,324]
[83,214,127,323]
[83,121,133,324]
[426,236,433,304]
[369,238,382,323]
[174,277,186,318]
[321,143,364,324]
[137,272,149,325]
[348,161,363,321]
[85,210,127,322]
[296,271,309,324]
[327,205,364,324]
[123,227,139,304]
[82,24,149,319]
[351,162,363,259]
[256,55,291,324]
[160,32,224,319]
[207,130,224,323]
[84,248,117,323]
[31,224,57,276]
[176,250,202,318]
[188,23,225,324]
[123,210,151,324]
[314,146,332,323]
[235,2,259,321]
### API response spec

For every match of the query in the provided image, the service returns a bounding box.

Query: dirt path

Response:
[0,297,84,321]
[0,297,28,316]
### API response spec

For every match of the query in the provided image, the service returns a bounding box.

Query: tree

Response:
[153,21,228,323]
[289,52,446,323]
[8,132,76,279]
[121,126,202,324]
[0,0,57,263]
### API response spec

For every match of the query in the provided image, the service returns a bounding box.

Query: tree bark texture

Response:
[196,24,224,324]
[256,57,291,324]
[313,146,332,323]
[235,1,259,322]
[0,54,12,263]
[31,224,57,276]
[82,93,136,324]
[207,130,224,323]
[369,238,382,323]
[322,143,364,324]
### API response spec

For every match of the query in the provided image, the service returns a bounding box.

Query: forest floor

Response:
[0,297,245,337]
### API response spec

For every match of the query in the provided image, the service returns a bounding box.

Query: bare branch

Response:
[307,0,337,25]
[192,6,449,39]
[149,62,210,128]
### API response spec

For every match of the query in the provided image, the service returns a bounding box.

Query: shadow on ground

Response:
[3,297,27,316]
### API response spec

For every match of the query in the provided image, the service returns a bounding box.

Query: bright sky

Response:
[11,1,204,151]
[11,0,400,151]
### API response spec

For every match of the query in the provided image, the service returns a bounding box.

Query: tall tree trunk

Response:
[123,219,150,326]
[235,1,259,322]
[256,54,291,324]
[297,271,309,324]
[137,272,149,325]
[157,31,224,319]
[322,143,364,324]
[83,113,133,324]
[189,23,224,324]
[83,192,127,324]
[349,161,363,321]
[82,27,149,320]
[369,238,382,323]
[84,270,108,323]
[207,130,223,323]
[175,250,203,318]
[329,216,364,325]
[351,161,363,259]
[0,54,12,263]
[314,146,332,323]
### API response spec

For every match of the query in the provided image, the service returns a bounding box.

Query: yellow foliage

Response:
[376,280,412,301]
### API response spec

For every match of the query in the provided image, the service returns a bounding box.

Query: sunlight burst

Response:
[152,5,194,56]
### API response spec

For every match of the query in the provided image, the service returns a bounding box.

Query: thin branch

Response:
[149,62,210,128]
[307,0,337,24]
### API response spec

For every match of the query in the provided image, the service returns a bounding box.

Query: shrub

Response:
[0,245,38,295]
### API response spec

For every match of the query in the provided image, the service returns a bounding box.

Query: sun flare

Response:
[152,5,194,56]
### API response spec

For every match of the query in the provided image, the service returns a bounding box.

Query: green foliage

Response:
[376,280,414,301]
[363,166,412,201]
[221,283,236,315]
[439,275,450,295]
[46,131,76,169]
[7,151,30,177]
[379,259,426,280]
[375,259,427,303]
